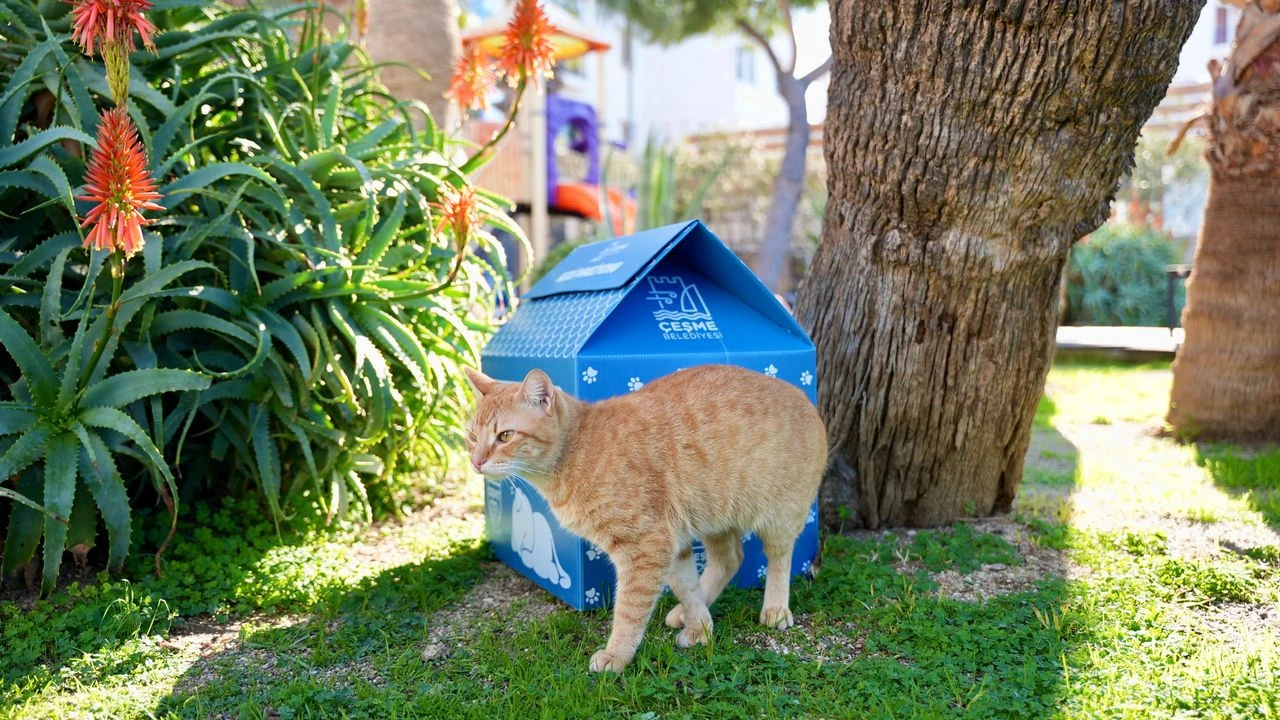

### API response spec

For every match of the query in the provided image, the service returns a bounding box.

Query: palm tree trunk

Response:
[795,0,1202,529]
[1168,1,1280,441]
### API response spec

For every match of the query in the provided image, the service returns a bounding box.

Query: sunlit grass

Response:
[6,361,1280,719]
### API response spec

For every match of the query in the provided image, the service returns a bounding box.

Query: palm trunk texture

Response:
[795,0,1203,529]
[1169,1,1280,441]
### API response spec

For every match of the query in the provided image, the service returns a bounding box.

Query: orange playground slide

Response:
[553,183,636,236]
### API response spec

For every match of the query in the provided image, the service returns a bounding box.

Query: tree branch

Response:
[799,54,832,87]
[779,0,798,74]
[736,17,786,78]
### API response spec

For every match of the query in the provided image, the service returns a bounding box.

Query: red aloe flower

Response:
[433,183,479,248]
[68,0,158,57]
[496,0,557,89]
[78,107,163,258]
[447,45,497,113]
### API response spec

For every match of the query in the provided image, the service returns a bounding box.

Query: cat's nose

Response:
[471,455,484,472]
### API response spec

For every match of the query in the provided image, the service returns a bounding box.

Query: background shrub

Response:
[1065,224,1184,327]
[0,0,518,591]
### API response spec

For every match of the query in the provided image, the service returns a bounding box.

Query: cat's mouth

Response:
[477,461,515,479]
[480,461,540,481]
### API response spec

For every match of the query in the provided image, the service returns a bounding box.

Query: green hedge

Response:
[1066,225,1185,327]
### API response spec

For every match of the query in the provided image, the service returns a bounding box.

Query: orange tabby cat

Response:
[465,364,827,673]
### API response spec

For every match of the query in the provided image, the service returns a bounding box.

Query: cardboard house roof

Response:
[483,220,810,361]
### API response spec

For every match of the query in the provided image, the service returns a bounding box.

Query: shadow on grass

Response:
[0,495,479,707]
[0,498,284,702]
[3,392,1092,718]
[145,399,1088,719]
[1196,443,1280,529]
[151,539,490,719]
[147,535,1078,719]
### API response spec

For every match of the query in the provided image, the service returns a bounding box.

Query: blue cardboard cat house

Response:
[480,220,820,610]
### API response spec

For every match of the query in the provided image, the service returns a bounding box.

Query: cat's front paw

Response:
[759,606,794,630]
[589,650,630,673]
[675,608,712,647]
[676,622,711,648]
[664,604,686,628]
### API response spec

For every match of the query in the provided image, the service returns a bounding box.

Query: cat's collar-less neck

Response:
[537,389,584,505]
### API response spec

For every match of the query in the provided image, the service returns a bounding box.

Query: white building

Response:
[463,0,830,149]
[1172,0,1241,84]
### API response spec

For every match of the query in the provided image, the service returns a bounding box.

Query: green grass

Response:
[4,361,1280,719]
[1198,446,1280,526]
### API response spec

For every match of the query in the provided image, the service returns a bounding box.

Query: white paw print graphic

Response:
[582,366,598,384]
[807,508,817,525]
[764,364,778,377]
[585,587,600,605]
[800,370,813,386]
[586,546,601,561]
[801,560,813,576]
[756,564,768,580]
[743,531,755,542]
[627,377,644,392]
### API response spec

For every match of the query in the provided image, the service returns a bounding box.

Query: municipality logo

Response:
[645,276,722,340]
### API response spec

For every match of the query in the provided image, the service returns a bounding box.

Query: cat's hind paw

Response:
[759,606,794,630]
[664,604,686,628]
[589,650,630,673]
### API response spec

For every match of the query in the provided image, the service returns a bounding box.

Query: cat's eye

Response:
[496,430,514,443]
[467,431,476,444]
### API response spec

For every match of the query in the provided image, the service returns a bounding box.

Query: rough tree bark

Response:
[795,0,1203,529]
[1168,0,1280,441]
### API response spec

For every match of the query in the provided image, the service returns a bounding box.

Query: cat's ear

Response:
[521,369,556,415]
[464,367,499,397]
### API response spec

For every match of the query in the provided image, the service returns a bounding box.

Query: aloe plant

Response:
[0,0,521,592]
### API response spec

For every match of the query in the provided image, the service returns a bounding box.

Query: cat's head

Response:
[464,368,562,481]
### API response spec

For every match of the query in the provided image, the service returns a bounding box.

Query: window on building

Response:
[1214,6,1230,44]
[736,46,755,84]
[621,25,632,69]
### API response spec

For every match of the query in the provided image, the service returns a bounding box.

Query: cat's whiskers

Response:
[492,459,548,482]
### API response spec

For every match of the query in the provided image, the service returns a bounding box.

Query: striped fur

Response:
[465,365,827,672]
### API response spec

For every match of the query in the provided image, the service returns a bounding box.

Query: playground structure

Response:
[460,6,636,280]
[462,94,637,236]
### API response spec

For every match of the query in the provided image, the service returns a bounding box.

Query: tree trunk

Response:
[795,0,1202,530]
[1169,2,1280,441]
[754,76,811,293]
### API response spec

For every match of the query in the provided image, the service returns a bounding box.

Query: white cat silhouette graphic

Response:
[511,485,572,589]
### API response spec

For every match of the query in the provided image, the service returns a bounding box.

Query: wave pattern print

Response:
[652,310,714,321]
